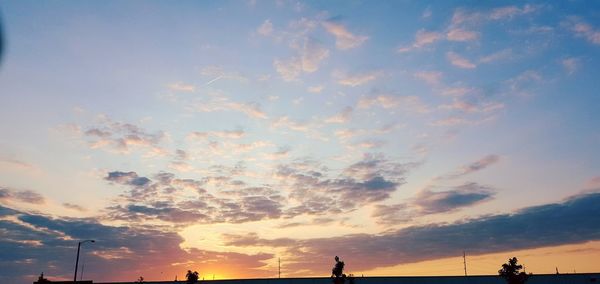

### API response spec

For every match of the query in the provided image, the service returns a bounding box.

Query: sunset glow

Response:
[1,1,599,283]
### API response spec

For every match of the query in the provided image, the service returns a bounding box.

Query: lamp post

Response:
[74,240,95,283]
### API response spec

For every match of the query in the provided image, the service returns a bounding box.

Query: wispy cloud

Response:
[564,17,600,45]
[479,48,513,63]
[274,38,329,81]
[439,154,501,180]
[489,5,540,21]
[322,21,368,50]
[168,82,196,92]
[562,57,580,75]
[373,182,495,225]
[447,51,476,69]
[414,71,443,85]
[307,85,324,93]
[357,94,429,113]
[334,70,380,87]
[325,106,353,124]
[446,28,479,42]
[398,29,442,52]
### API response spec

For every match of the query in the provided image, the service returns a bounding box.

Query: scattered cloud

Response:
[168,82,196,92]
[562,57,580,75]
[273,58,302,81]
[479,49,513,63]
[325,106,353,124]
[505,70,543,97]
[357,93,429,113]
[398,29,442,52]
[300,38,330,73]
[414,71,443,86]
[104,171,284,225]
[334,70,380,87]
[447,52,477,69]
[564,17,600,45]
[307,85,324,93]
[192,97,268,119]
[188,128,245,140]
[440,86,474,97]
[446,28,479,42]
[322,21,368,50]
[439,100,504,113]
[278,154,416,217]
[257,19,274,36]
[0,187,45,204]
[274,38,329,81]
[489,5,540,21]
[81,118,166,155]
[200,66,248,83]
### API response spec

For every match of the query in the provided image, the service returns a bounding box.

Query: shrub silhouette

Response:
[499,257,530,284]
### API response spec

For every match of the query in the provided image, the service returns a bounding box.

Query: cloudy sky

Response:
[1,0,600,283]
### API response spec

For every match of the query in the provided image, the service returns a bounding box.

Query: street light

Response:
[74,240,95,283]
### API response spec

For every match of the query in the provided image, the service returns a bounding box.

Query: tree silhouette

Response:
[135,276,144,283]
[186,270,199,284]
[499,257,530,284]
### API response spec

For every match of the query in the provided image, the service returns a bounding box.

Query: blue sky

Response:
[1,1,600,283]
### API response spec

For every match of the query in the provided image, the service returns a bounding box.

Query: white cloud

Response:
[447,52,476,69]
[257,19,274,36]
[322,21,368,50]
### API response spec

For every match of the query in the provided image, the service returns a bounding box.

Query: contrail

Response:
[205,75,223,85]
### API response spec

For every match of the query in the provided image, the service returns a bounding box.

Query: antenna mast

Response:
[463,251,467,276]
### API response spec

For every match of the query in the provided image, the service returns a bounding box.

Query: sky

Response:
[0,0,600,283]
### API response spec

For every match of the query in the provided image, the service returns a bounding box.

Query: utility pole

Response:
[463,251,467,276]
[278,257,281,278]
